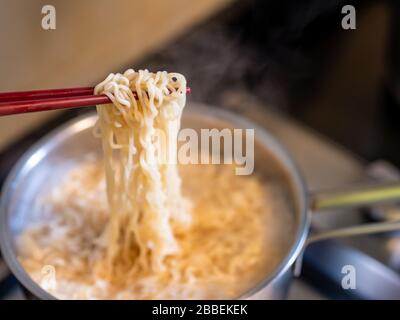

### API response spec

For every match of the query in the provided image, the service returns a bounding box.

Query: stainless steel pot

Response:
[1,103,400,300]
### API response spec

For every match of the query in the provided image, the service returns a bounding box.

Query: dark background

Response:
[2,0,397,183]
[138,0,400,167]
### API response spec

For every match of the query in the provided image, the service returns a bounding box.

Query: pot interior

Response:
[0,103,308,299]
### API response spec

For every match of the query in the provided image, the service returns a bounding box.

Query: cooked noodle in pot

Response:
[17,69,294,299]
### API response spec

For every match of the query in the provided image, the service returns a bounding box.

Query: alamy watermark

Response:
[151,127,255,175]
[341,264,356,290]
[341,5,356,30]
[41,5,56,30]
[40,265,57,291]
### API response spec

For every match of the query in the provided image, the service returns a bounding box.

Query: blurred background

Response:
[0,0,398,165]
[1,0,400,299]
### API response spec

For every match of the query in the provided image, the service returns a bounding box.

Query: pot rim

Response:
[0,103,310,299]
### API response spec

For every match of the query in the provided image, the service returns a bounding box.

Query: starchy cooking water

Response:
[16,158,294,299]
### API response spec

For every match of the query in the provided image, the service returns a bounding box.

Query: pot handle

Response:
[294,182,400,276]
[311,182,400,211]
[308,182,400,243]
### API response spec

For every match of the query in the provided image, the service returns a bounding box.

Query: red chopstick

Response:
[0,95,110,116]
[0,86,191,116]
[0,87,94,103]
